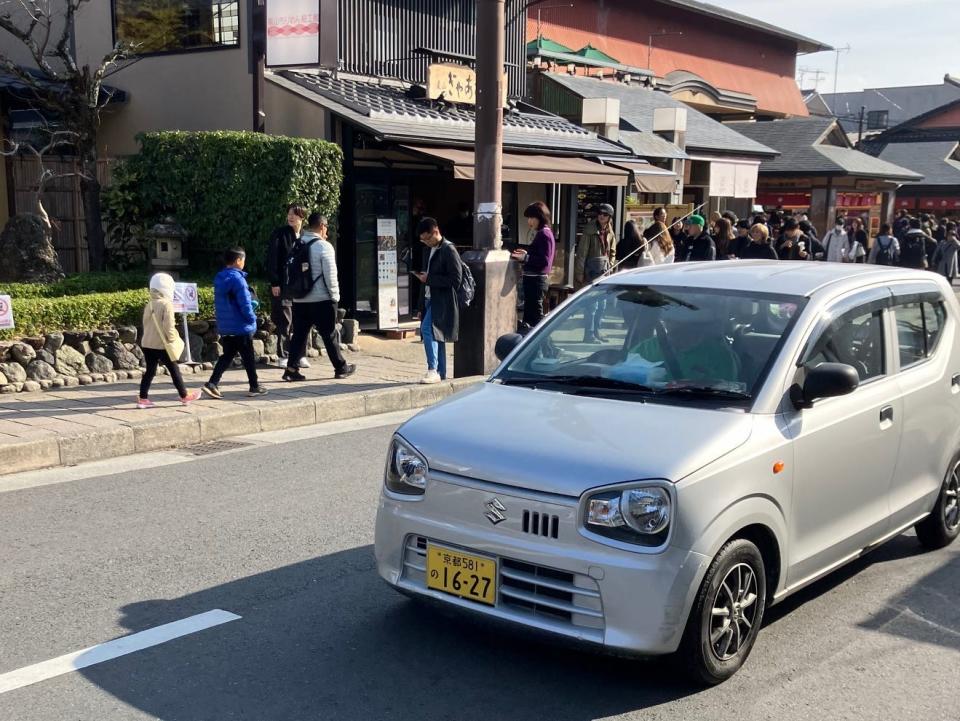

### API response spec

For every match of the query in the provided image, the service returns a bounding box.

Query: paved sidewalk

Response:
[0,336,476,475]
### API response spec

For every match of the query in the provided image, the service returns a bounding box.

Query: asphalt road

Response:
[0,413,957,721]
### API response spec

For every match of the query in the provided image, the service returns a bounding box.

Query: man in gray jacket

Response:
[283,213,356,381]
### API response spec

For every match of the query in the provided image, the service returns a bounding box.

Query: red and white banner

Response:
[266,0,320,68]
[0,295,13,330]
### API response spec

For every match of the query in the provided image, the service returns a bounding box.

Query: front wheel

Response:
[680,539,767,685]
[915,458,960,550]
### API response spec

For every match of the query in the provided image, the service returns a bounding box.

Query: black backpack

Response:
[901,234,928,269]
[875,237,896,266]
[457,257,476,308]
[283,238,321,299]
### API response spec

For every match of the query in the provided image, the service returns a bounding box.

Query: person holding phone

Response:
[510,201,555,330]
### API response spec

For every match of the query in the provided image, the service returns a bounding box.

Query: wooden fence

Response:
[10,156,113,274]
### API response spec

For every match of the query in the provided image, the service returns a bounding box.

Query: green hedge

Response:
[127,131,344,274]
[1,282,271,339]
[0,272,147,299]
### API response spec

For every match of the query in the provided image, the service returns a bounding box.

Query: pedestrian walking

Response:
[933,225,960,283]
[900,217,936,269]
[137,273,200,409]
[511,201,555,329]
[576,203,617,342]
[646,217,674,265]
[733,219,752,257]
[776,217,823,261]
[893,209,911,240]
[282,213,356,382]
[849,218,869,259]
[203,248,268,398]
[822,216,849,262]
[714,217,737,260]
[682,215,716,261]
[267,203,307,366]
[643,207,669,253]
[868,224,900,265]
[616,219,647,270]
[412,217,461,384]
[739,223,779,259]
[669,216,687,260]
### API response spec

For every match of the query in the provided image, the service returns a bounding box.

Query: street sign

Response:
[172,283,199,314]
[376,219,399,329]
[0,295,13,330]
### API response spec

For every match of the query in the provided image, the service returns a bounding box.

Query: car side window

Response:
[894,299,946,368]
[803,306,885,382]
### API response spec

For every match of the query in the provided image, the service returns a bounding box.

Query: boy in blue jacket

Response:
[203,248,268,398]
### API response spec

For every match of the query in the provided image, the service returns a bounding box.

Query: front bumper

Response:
[374,471,710,655]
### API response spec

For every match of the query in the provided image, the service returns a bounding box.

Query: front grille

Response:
[521,510,559,539]
[401,536,604,633]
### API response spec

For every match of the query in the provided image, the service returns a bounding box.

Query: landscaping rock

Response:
[50,377,65,388]
[263,335,278,356]
[348,343,360,353]
[39,380,52,390]
[77,374,93,385]
[22,337,45,352]
[0,370,7,386]
[63,331,91,349]
[125,343,145,364]
[341,319,360,345]
[103,372,117,383]
[0,213,64,283]
[10,342,36,365]
[43,332,64,353]
[118,326,138,344]
[306,348,320,358]
[21,380,40,393]
[254,329,270,341]
[202,342,222,363]
[0,385,15,394]
[36,349,55,366]
[26,360,57,382]
[93,330,119,346]
[252,339,265,359]
[104,340,140,371]
[0,341,12,361]
[89,373,104,382]
[0,362,27,384]
[85,352,114,375]
[62,376,78,387]
[10,382,22,392]
[55,345,86,377]
[188,320,210,335]
[180,333,203,363]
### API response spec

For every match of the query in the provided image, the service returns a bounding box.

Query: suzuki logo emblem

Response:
[484,498,507,525]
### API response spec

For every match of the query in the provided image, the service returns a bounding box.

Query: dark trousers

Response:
[209,334,260,389]
[288,300,346,372]
[522,274,550,329]
[270,295,292,338]
[140,347,188,399]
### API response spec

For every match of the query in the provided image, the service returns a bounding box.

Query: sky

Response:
[716,0,958,93]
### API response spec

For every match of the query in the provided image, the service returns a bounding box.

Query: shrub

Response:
[128,131,344,274]
[102,161,150,272]
[0,272,148,299]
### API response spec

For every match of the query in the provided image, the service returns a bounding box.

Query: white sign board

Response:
[172,283,200,314]
[0,295,13,330]
[376,219,399,329]
[266,0,320,68]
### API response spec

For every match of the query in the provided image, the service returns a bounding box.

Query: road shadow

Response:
[78,545,699,721]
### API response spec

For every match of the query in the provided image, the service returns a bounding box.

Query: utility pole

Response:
[830,44,851,113]
[856,105,866,147]
[251,0,267,132]
[456,0,515,377]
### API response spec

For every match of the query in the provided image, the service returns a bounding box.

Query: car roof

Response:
[599,260,936,298]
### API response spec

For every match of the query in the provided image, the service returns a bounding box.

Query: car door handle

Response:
[952,373,960,389]
[880,405,894,424]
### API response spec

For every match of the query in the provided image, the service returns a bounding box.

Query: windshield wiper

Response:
[654,386,751,401]
[500,375,654,394]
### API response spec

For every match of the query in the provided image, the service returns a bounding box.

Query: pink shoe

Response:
[137,398,155,409]
[180,390,201,405]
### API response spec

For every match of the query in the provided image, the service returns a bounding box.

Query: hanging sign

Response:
[266,0,320,68]
[0,295,14,330]
[376,219,399,329]
[426,64,509,107]
[172,283,200,314]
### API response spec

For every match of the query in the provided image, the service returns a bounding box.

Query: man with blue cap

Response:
[682,214,716,261]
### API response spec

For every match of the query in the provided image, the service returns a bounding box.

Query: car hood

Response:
[397,382,754,497]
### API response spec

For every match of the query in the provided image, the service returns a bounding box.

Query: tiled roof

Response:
[546,73,777,158]
[877,141,960,186]
[618,130,688,160]
[271,70,629,156]
[727,118,922,180]
[821,81,960,132]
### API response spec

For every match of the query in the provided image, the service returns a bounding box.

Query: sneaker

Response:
[136,398,155,409]
[180,390,201,405]
[283,368,306,382]
[420,370,442,385]
[248,385,269,397]
[299,358,311,369]
[335,363,357,380]
[201,383,223,400]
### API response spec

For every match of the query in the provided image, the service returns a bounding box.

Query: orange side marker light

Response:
[773,461,785,474]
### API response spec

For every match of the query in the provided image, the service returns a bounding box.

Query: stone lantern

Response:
[149,217,188,279]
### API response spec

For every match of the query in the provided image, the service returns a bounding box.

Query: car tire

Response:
[680,538,767,685]
[915,457,960,550]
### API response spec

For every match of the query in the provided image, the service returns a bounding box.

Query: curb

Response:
[0,376,484,476]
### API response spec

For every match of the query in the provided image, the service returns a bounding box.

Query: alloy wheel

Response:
[710,562,759,661]
[944,462,960,532]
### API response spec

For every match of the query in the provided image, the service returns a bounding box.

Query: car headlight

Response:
[584,485,671,546]
[385,437,428,496]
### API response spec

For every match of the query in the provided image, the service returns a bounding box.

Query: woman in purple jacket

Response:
[511,202,556,330]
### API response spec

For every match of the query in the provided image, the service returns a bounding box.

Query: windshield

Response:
[498,284,806,406]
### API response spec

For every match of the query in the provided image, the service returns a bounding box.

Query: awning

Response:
[688,155,761,199]
[401,145,629,187]
[603,159,678,194]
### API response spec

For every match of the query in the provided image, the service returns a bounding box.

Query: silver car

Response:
[374,261,960,684]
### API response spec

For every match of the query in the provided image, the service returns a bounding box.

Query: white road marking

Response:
[0,609,241,694]
[0,409,418,494]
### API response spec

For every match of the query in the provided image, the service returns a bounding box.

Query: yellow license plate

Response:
[426,545,497,606]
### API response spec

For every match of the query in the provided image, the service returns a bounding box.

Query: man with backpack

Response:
[282,213,356,382]
[822,215,849,262]
[412,217,463,384]
[900,217,937,269]
[868,223,900,265]
[267,203,306,364]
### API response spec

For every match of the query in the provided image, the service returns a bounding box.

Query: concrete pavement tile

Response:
[50,413,127,429]
[314,393,365,424]
[58,427,135,466]
[0,435,60,474]
[259,399,317,432]
[199,408,261,442]
[363,387,413,416]
[9,417,94,434]
[133,416,202,452]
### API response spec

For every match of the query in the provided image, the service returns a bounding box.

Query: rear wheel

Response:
[680,539,767,685]
[915,458,960,550]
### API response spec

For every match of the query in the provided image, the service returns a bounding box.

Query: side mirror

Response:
[791,362,860,409]
[495,333,523,362]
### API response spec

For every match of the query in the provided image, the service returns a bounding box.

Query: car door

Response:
[887,285,960,530]
[784,288,902,588]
